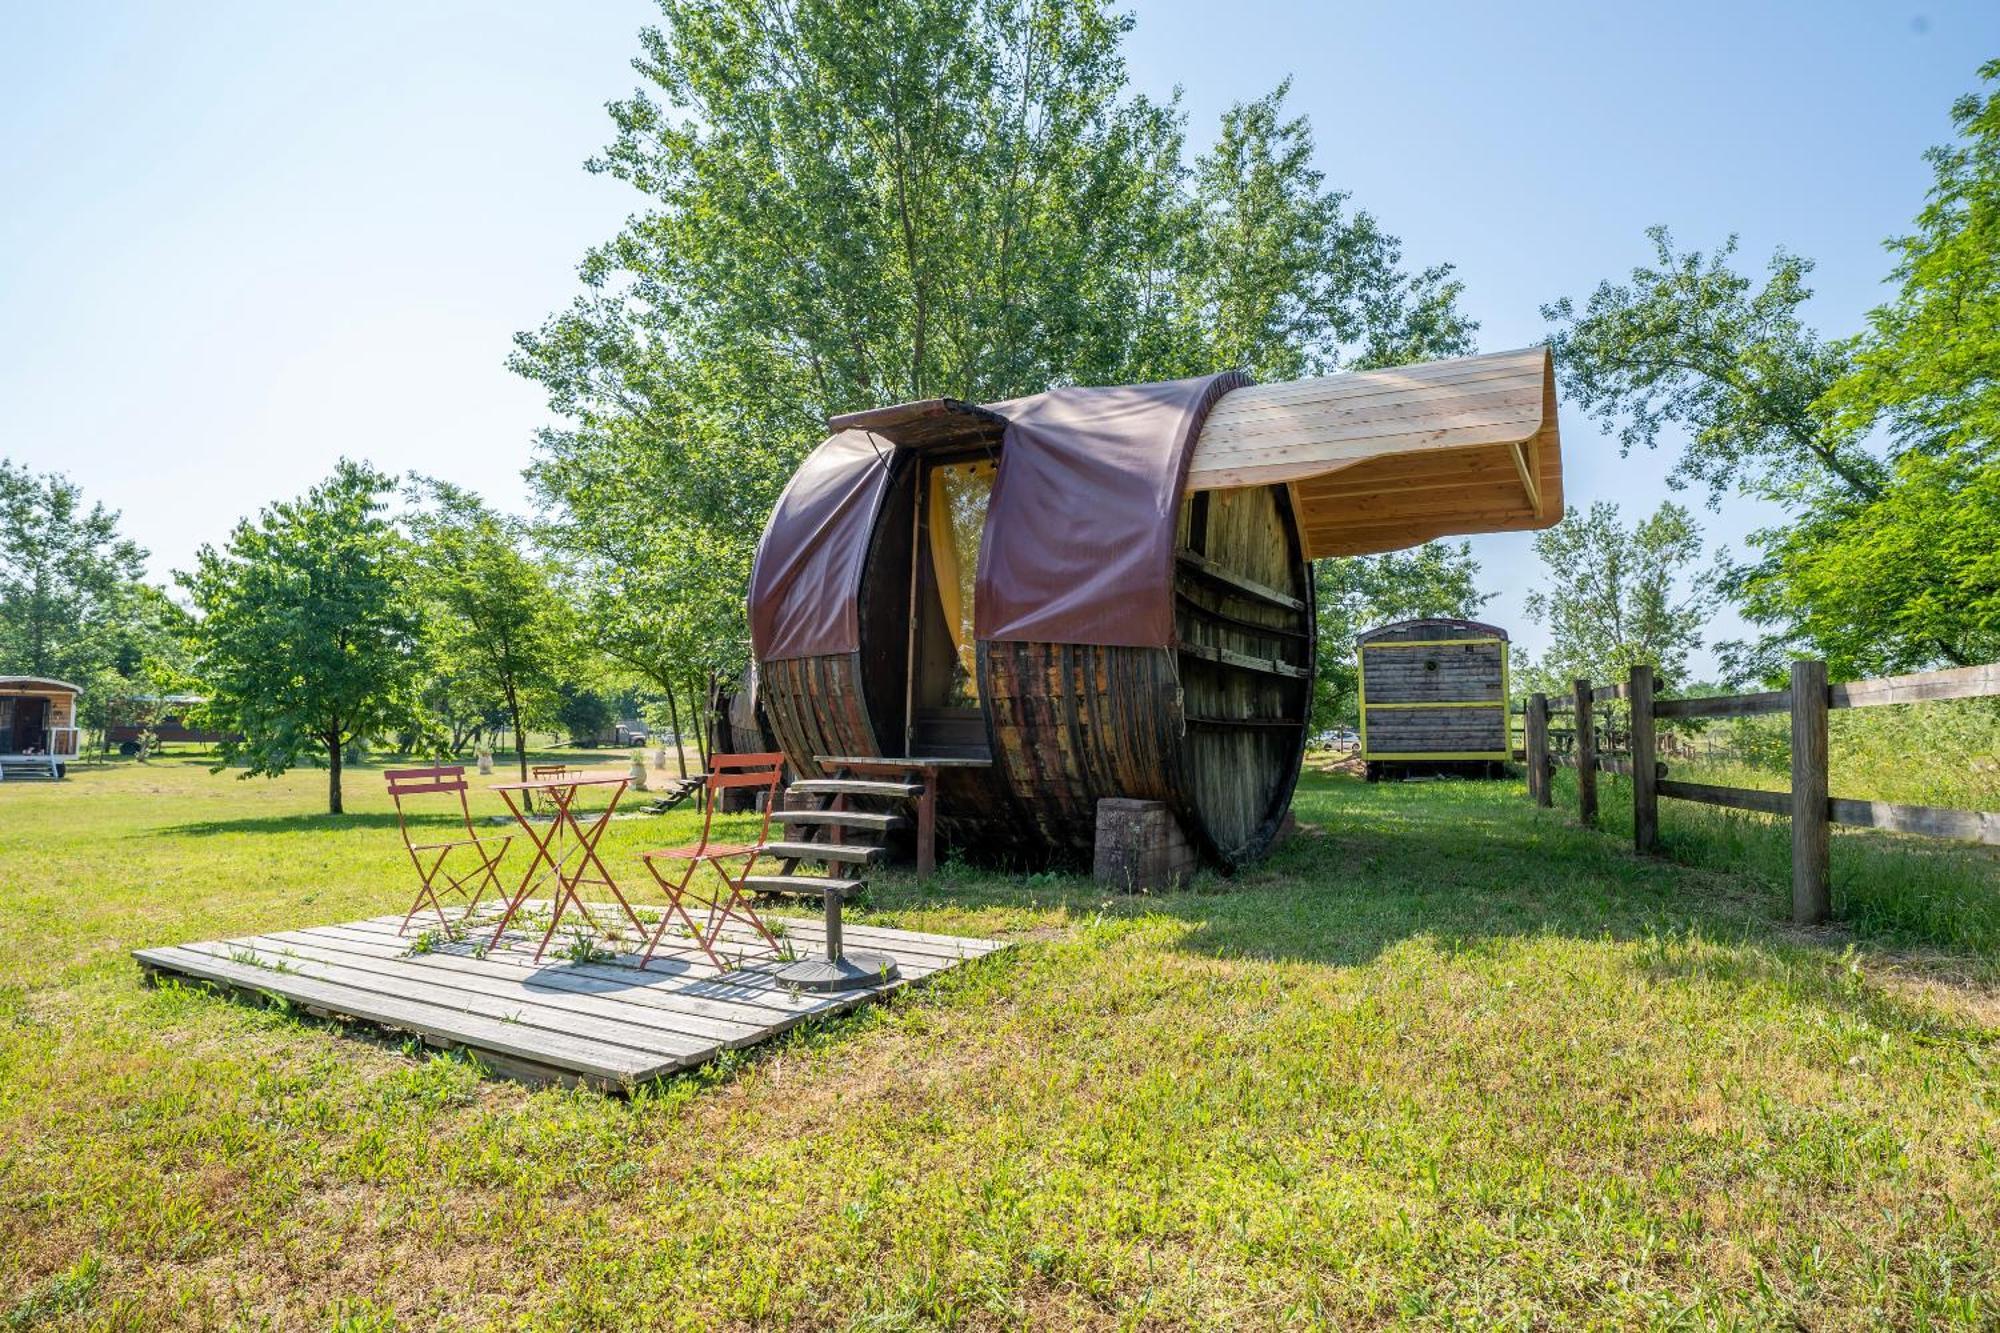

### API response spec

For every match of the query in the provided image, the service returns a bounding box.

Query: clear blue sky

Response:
[4,1,1994,674]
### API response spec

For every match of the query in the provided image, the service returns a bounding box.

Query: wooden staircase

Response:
[744,776,920,900]
[0,754,66,781]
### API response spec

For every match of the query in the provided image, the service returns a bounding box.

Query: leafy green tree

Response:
[417,657,507,756]
[1314,541,1490,726]
[180,461,428,814]
[1726,63,2000,678]
[1171,81,1475,381]
[1522,502,1718,691]
[1732,453,1998,679]
[1544,63,2000,678]
[74,585,195,752]
[0,459,150,681]
[514,0,1475,696]
[404,479,573,784]
[554,684,613,747]
[1825,60,2000,460]
[1541,229,1877,505]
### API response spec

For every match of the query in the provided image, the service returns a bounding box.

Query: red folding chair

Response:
[385,765,514,934]
[637,753,785,970]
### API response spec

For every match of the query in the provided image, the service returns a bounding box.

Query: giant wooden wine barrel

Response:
[749,348,1563,869]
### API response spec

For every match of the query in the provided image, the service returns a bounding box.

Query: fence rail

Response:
[1522,658,2000,924]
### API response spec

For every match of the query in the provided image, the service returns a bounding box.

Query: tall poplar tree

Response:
[515,0,1475,686]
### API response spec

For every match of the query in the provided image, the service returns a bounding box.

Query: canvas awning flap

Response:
[748,431,896,661]
[1185,347,1563,558]
[977,371,1248,647]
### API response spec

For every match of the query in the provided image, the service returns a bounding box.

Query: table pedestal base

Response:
[775,951,900,992]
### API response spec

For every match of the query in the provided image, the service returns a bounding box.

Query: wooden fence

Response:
[1522,661,2000,924]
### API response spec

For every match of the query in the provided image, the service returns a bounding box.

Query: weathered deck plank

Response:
[135,905,1008,1090]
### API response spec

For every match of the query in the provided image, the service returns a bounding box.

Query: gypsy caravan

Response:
[0,677,82,780]
[748,347,1564,868]
[1357,619,1513,781]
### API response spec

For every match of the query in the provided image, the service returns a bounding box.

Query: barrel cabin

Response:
[748,346,1564,868]
[1356,619,1512,781]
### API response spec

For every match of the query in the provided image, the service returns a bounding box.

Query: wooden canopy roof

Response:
[1186,347,1563,558]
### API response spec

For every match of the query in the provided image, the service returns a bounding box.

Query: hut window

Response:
[924,458,994,705]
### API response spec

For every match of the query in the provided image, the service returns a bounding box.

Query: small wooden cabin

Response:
[749,347,1563,868]
[1357,619,1512,780]
[0,676,82,780]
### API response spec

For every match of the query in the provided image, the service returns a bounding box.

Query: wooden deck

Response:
[134,904,1007,1090]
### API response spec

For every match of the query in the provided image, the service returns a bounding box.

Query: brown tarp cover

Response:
[976,372,1248,645]
[750,371,1247,661]
[748,430,895,661]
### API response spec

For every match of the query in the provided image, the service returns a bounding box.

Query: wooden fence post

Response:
[1790,658,1831,924]
[1573,676,1597,827]
[1630,664,1658,853]
[1527,692,1550,806]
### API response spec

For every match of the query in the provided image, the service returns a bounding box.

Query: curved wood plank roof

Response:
[1187,346,1563,558]
[0,676,82,694]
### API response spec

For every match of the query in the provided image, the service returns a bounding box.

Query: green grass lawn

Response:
[2,753,1997,1329]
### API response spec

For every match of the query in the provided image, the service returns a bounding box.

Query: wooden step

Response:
[771,808,909,832]
[740,875,865,899]
[756,841,885,865]
[789,778,922,799]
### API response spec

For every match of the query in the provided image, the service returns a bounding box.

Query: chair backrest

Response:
[385,765,469,798]
[531,763,570,780]
[705,752,785,793]
[383,765,477,848]
[687,752,785,851]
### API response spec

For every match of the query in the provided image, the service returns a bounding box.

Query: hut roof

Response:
[1357,618,1510,643]
[752,349,1564,662]
[752,372,1244,659]
[1186,347,1562,558]
[0,676,82,695]
[825,397,1008,449]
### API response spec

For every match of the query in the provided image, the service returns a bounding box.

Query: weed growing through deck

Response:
[554,929,613,967]
[0,749,1995,1327]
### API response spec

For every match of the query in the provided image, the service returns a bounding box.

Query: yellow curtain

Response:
[927,468,973,683]
[927,459,996,692]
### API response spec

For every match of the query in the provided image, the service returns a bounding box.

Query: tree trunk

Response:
[664,681,688,778]
[695,670,715,771]
[505,684,528,785]
[327,734,344,815]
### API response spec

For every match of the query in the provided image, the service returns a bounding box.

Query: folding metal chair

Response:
[385,765,514,934]
[637,753,785,970]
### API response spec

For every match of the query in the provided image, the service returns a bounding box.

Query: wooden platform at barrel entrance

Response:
[134,903,1007,1091]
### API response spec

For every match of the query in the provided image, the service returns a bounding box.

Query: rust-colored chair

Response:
[385,765,513,934]
[637,753,785,970]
